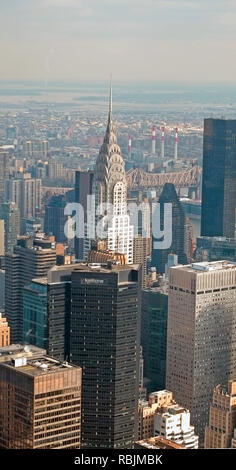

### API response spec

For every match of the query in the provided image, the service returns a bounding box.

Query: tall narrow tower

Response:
[174,128,178,160]
[152,126,156,155]
[161,126,165,159]
[128,135,132,159]
[201,118,236,239]
[93,81,134,263]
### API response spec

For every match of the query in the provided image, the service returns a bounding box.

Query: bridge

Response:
[42,186,73,197]
[126,165,202,191]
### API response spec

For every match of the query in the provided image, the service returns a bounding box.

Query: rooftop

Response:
[171,260,236,273]
[135,436,185,450]
[0,343,45,356]
[0,344,46,363]
[149,390,172,398]
[73,262,140,274]
[1,355,80,376]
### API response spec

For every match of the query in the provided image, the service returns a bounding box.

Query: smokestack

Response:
[174,127,178,160]
[152,125,156,155]
[161,126,165,159]
[128,135,132,159]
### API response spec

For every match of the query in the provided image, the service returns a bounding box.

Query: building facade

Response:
[152,183,187,274]
[5,236,57,343]
[133,235,150,288]
[154,404,199,449]
[0,354,82,449]
[23,264,81,362]
[204,381,236,448]
[196,236,236,263]
[0,202,20,253]
[166,261,236,440]
[70,263,141,448]
[141,286,168,393]
[0,150,9,203]
[44,195,68,243]
[138,390,174,440]
[5,175,41,233]
[74,170,94,261]
[94,84,133,264]
[201,118,236,238]
[0,313,10,348]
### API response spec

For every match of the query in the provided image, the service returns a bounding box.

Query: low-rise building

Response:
[154,404,199,449]
[135,436,185,449]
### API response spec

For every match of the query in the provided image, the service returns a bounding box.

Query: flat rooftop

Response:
[1,355,80,376]
[0,343,46,357]
[73,262,140,274]
[149,390,172,397]
[136,437,185,450]
[171,260,236,273]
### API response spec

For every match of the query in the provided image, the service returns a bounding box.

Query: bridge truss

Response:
[126,165,202,191]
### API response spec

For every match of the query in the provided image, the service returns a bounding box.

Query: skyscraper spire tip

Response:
[109,75,112,118]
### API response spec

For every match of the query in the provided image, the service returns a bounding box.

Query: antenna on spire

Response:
[109,74,113,117]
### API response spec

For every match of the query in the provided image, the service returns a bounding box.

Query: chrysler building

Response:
[93,82,134,264]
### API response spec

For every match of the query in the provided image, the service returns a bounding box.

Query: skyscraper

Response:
[152,183,187,274]
[23,140,34,158]
[70,263,141,449]
[23,264,82,361]
[5,236,57,343]
[44,195,68,243]
[0,313,10,348]
[0,270,5,310]
[166,261,236,439]
[0,150,9,203]
[204,381,236,448]
[141,285,168,393]
[41,140,50,159]
[74,170,94,261]
[0,220,4,256]
[5,174,41,233]
[94,83,134,264]
[201,119,236,238]
[0,352,82,449]
[196,236,236,263]
[133,235,150,288]
[0,202,20,253]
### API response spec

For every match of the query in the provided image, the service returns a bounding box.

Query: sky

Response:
[1,0,236,83]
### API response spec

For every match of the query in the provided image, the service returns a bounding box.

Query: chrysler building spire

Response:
[92,81,134,264]
[109,76,112,119]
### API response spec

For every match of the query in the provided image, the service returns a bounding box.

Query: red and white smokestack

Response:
[128,135,132,158]
[174,127,178,160]
[152,125,156,155]
[161,126,165,159]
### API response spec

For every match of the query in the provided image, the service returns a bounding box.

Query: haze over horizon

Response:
[1,0,236,83]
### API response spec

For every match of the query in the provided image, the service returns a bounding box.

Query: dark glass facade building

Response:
[44,195,67,243]
[74,170,94,261]
[0,202,20,253]
[196,236,236,263]
[201,118,236,238]
[70,263,141,449]
[23,265,77,361]
[152,183,187,274]
[141,287,168,393]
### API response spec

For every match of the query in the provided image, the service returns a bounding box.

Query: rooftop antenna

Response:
[109,74,112,118]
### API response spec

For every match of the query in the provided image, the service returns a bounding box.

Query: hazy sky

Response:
[1,0,236,82]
